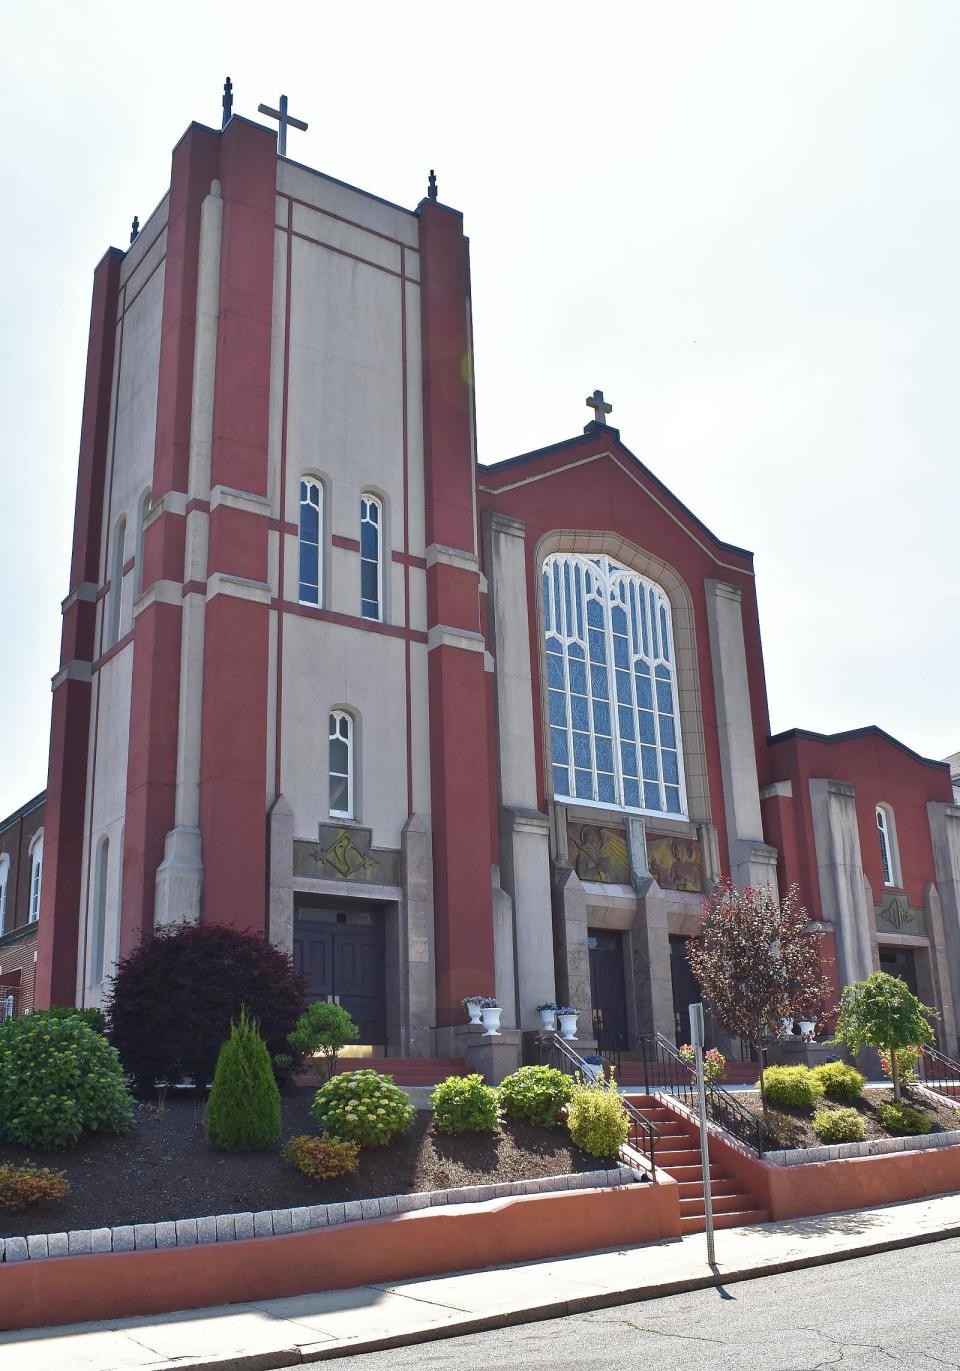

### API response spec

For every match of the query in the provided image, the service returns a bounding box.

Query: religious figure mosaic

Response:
[646,834,703,893]
[567,822,631,884]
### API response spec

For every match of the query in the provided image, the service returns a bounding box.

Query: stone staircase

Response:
[627,1093,770,1234]
[616,1059,758,1088]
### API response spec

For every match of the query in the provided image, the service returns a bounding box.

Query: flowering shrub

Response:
[431,1074,500,1134]
[812,1061,865,1103]
[499,1066,574,1128]
[877,1101,934,1136]
[812,1107,865,1143]
[678,1045,727,1084]
[879,1044,922,1089]
[310,1069,415,1147]
[0,1163,70,1211]
[283,1136,360,1180]
[566,1078,630,1158]
[758,1065,825,1109]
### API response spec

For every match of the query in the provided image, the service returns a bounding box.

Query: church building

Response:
[32,96,960,1073]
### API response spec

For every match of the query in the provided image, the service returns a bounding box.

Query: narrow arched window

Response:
[876,805,900,887]
[0,854,9,936]
[360,494,383,621]
[90,837,109,985]
[1,994,12,1023]
[299,478,323,605]
[135,491,151,600]
[329,711,354,819]
[107,516,126,645]
[542,553,686,816]
[28,832,43,923]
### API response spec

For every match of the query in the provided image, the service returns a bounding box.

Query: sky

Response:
[0,1,957,817]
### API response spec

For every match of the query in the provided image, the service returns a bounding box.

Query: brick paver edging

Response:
[0,1164,636,1263]
[765,1128,960,1167]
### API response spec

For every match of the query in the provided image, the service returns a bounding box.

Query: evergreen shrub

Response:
[284,1136,360,1180]
[0,1012,134,1149]
[0,1162,70,1211]
[499,1066,574,1128]
[430,1074,500,1134]
[877,1101,934,1136]
[566,1078,630,1158]
[310,1069,415,1147]
[107,922,305,1092]
[812,1061,866,1104]
[812,1107,865,1143]
[759,1065,825,1109]
[206,1009,281,1152]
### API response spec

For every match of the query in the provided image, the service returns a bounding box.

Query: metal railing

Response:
[918,1044,960,1099]
[539,1032,660,1180]
[640,1032,773,1157]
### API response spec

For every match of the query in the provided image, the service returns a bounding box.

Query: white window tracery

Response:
[360,494,383,621]
[299,478,323,605]
[28,832,43,923]
[329,711,354,819]
[542,553,687,816]
[876,805,900,887]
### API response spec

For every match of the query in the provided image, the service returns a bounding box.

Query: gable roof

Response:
[768,725,950,772]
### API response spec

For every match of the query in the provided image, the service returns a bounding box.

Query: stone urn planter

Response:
[480,999,502,1036]
[557,1007,580,1041]
[781,1016,796,1036]
[463,997,484,1026]
[797,1020,816,1037]
[582,1056,603,1084]
[537,1002,558,1032]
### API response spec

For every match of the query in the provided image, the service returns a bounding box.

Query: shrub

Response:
[813,1061,865,1104]
[879,1045,922,1089]
[284,1135,360,1181]
[0,1013,134,1149]
[310,1069,415,1147]
[0,1162,70,1211]
[288,1001,359,1079]
[499,1066,574,1129]
[812,1107,865,1143]
[566,1078,630,1158]
[206,1009,281,1152]
[34,1006,108,1035]
[758,1065,825,1110]
[431,1074,500,1134]
[107,922,306,1092]
[877,1101,934,1136]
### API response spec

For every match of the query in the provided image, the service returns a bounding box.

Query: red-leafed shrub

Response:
[107,922,306,1093]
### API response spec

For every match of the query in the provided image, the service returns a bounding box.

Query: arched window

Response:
[542,553,686,816]
[1,994,13,1023]
[0,854,9,936]
[876,805,900,887]
[28,831,43,923]
[107,516,126,645]
[360,494,383,621]
[90,837,109,985]
[299,478,323,605]
[135,491,151,599]
[329,710,354,819]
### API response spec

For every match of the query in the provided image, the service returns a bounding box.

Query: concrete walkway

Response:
[4,1190,960,1371]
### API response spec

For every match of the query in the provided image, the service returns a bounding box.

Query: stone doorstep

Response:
[0,1164,635,1264]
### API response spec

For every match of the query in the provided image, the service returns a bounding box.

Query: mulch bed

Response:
[734,1085,960,1150]
[0,1088,600,1239]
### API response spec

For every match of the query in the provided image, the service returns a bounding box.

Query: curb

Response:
[113,1218,960,1371]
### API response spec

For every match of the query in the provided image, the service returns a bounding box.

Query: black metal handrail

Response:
[539,1032,660,1180]
[641,1032,773,1157]
[918,1044,960,1097]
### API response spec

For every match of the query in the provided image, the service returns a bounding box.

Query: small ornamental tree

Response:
[206,1008,281,1152]
[288,1001,359,1080]
[833,972,935,1102]
[685,881,833,1116]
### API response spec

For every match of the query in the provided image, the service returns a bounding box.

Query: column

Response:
[809,779,875,985]
[626,817,675,1041]
[928,802,960,1052]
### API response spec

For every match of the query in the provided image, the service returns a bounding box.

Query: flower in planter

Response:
[536,1002,559,1013]
[460,996,484,1010]
[478,996,500,1009]
[677,1044,727,1084]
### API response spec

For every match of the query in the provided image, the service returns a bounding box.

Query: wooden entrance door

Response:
[293,908,386,1047]
[588,929,629,1051]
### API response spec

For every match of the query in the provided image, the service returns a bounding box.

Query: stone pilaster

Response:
[924,881,959,1057]
[626,818,674,1041]
[552,867,591,1018]
[927,803,960,1052]
[266,794,294,953]
[491,865,518,1029]
[809,779,874,985]
[401,814,435,1057]
[500,806,555,1028]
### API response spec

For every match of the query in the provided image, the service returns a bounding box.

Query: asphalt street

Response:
[281,1236,960,1370]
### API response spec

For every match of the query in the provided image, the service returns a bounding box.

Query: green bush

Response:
[759,1065,825,1109]
[34,1006,108,1035]
[499,1066,574,1129]
[877,1101,934,1136]
[0,1012,134,1149]
[310,1069,415,1147]
[206,1009,281,1152]
[431,1074,500,1134]
[288,1001,359,1079]
[283,1135,360,1180]
[812,1107,865,1143]
[566,1078,630,1158]
[812,1061,865,1104]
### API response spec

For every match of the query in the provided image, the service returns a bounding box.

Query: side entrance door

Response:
[588,929,629,1052]
[293,906,386,1048]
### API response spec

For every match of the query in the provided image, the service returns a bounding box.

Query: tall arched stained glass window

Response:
[299,478,322,605]
[542,553,686,816]
[360,494,383,621]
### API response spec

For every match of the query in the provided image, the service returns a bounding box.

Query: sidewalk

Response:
[4,1190,960,1371]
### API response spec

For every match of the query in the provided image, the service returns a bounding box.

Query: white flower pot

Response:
[582,1063,602,1085]
[539,1008,558,1032]
[781,1017,795,1036]
[481,1006,503,1036]
[466,1002,483,1025]
[798,1020,815,1037]
[558,1011,579,1041]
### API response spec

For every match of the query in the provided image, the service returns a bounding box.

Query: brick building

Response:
[0,791,45,1018]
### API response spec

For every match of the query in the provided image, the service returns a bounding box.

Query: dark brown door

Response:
[294,911,386,1046]
[879,946,919,997]
[588,929,629,1051]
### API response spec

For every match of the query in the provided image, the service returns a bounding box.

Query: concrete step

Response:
[681,1208,770,1234]
[680,1192,756,1218]
[677,1179,740,1199]
[666,1163,725,1182]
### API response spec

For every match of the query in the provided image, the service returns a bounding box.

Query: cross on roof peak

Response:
[585,389,613,426]
[257,92,308,158]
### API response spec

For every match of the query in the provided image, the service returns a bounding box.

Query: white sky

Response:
[1,0,957,818]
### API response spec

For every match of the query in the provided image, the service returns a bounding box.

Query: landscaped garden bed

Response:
[735,1083,959,1151]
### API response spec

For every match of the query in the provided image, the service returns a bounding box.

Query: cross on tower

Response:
[586,389,613,426]
[257,93,308,157]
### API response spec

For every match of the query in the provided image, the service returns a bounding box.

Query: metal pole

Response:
[689,1003,715,1266]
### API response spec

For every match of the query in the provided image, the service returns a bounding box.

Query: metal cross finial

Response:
[222,76,233,129]
[129,216,140,245]
[428,169,438,202]
[586,389,613,426]
[257,93,308,158]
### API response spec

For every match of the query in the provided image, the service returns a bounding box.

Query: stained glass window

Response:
[876,805,898,886]
[360,494,383,621]
[329,711,353,819]
[542,553,686,816]
[299,478,322,605]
